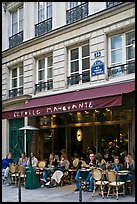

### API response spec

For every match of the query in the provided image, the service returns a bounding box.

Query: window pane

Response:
[126,31,135,46]
[12,69,17,77]
[126,46,135,60]
[19,20,23,32]
[111,36,122,49]
[47,56,53,67]
[82,58,89,70]
[19,76,23,86]
[38,10,45,22]
[12,11,17,23]
[71,48,79,60]
[19,8,23,20]
[12,78,17,88]
[47,2,52,18]
[111,50,122,64]
[71,61,79,72]
[19,66,23,75]
[38,2,45,9]
[38,59,45,70]
[38,70,45,81]
[82,45,89,57]
[12,23,18,35]
[47,68,52,78]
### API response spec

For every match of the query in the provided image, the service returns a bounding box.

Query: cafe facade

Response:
[2,2,135,161]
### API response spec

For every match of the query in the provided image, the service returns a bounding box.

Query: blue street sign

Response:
[91,60,105,76]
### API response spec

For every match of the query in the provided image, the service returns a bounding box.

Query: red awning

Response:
[2,80,135,119]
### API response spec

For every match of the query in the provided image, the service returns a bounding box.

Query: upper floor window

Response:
[12,7,23,35]
[67,2,86,9]
[35,55,53,94]
[67,43,90,86]
[9,7,23,48]
[9,65,23,98]
[35,2,52,37]
[108,30,135,78]
[38,2,52,23]
[66,2,88,24]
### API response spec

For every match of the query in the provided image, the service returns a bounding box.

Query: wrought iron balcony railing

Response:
[107,61,135,78]
[35,18,52,37]
[34,80,53,94]
[9,87,23,98]
[106,2,124,8]
[67,71,90,86]
[66,3,88,24]
[9,31,23,48]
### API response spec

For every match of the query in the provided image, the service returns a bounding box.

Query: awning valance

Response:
[2,80,135,119]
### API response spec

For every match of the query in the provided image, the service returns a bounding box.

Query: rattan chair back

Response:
[9,164,18,173]
[38,161,46,168]
[92,168,103,181]
[106,170,117,182]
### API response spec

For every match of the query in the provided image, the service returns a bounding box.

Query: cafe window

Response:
[68,43,90,85]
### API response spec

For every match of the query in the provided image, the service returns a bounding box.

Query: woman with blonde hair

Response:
[123,154,135,174]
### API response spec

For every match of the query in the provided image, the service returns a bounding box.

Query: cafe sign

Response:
[91,60,104,76]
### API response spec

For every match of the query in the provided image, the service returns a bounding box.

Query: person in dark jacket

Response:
[2,152,14,186]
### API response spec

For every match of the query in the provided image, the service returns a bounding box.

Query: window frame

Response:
[68,43,90,84]
[11,6,23,36]
[37,2,52,23]
[108,30,135,67]
[10,65,24,90]
[36,55,53,84]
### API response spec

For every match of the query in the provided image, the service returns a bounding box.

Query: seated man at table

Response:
[109,156,123,172]
[41,152,58,187]
[74,153,96,192]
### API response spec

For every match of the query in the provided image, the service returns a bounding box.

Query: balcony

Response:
[107,61,135,78]
[67,71,90,86]
[106,2,124,8]
[9,87,23,98]
[34,80,53,94]
[9,31,23,48]
[35,18,52,37]
[66,3,88,24]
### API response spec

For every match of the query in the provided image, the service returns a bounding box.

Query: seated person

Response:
[2,152,14,186]
[75,153,96,192]
[46,154,70,187]
[120,154,135,182]
[95,153,107,170]
[27,152,38,168]
[110,156,123,172]
[18,152,28,167]
[41,152,58,187]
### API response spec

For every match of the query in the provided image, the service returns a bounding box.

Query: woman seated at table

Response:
[27,152,38,168]
[120,154,135,182]
[74,153,96,192]
[45,154,70,187]
[41,152,58,187]
[18,152,28,167]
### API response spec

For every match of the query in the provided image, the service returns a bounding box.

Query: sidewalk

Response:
[2,183,135,202]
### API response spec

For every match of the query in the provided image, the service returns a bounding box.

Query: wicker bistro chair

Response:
[36,161,47,184]
[92,168,108,199]
[106,170,125,200]
[18,165,26,186]
[9,164,18,186]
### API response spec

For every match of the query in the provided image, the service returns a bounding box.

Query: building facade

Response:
[2,2,135,162]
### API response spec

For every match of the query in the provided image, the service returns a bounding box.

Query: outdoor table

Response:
[117,170,129,176]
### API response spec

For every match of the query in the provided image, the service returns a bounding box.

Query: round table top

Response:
[117,170,129,175]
